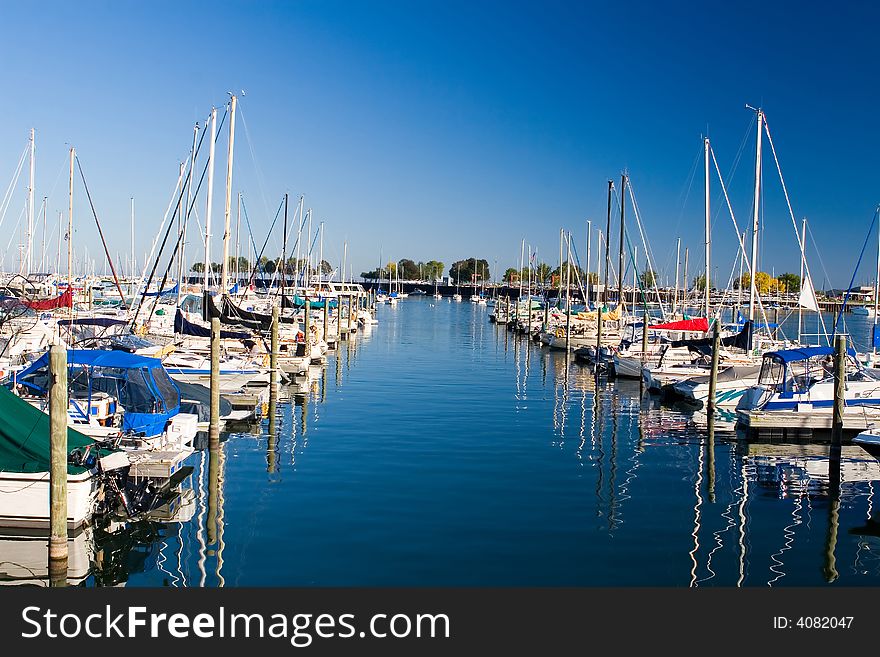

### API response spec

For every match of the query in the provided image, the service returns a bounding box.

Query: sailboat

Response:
[452,262,462,301]
[433,274,442,299]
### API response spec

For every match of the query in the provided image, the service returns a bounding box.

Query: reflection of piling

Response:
[706,413,716,503]
[825,335,844,582]
[209,316,221,450]
[595,309,603,376]
[268,305,279,439]
[49,344,68,586]
[207,446,219,546]
[707,320,721,412]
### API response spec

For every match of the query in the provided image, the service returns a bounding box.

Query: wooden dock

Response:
[737,407,880,431]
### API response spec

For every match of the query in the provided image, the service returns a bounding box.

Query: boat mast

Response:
[632,245,638,306]
[177,123,198,307]
[203,107,218,292]
[617,173,627,307]
[673,237,681,317]
[27,128,35,277]
[220,94,237,295]
[40,197,47,274]
[318,221,324,292]
[603,180,613,308]
[874,212,880,353]
[704,137,711,320]
[519,238,525,301]
[748,107,763,322]
[586,219,591,305]
[557,229,563,304]
[737,230,745,313]
[281,193,289,294]
[235,192,242,289]
[683,247,689,312]
[68,147,74,299]
[798,217,807,344]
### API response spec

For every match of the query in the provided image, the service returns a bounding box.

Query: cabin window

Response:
[758,356,785,388]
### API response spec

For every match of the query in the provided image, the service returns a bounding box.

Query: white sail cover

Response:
[799,271,820,312]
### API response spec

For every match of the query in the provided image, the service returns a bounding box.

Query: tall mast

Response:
[704,136,711,319]
[586,219,592,305]
[873,212,880,353]
[281,193,289,293]
[177,123,199,306]
[318,221,324,291]
[518,238,525,301]
[632,245,638,306]
[67,147,74,298]
[40,197,47,274]
[557,229,563,303]
[203,107,218,291]
[683,247,689,312]
[748,107,763,322]
[220,94,237,295]
[799,217,807,345]
[307,208,313,288]
[673,237,681,316]
[737,231,745,312]
[27,128,35,277]
[603,180,613,306]
[235,192,242,288]
[617,173,627,307]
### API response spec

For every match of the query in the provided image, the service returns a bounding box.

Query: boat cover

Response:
[15,349,180,438]
[649,317,709,332]
[174,310,251,340]
[0,386,102,474]
[24,288,73,310]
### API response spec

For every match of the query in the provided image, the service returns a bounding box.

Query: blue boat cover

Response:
[767,346,857,363]
[14,349,180,438]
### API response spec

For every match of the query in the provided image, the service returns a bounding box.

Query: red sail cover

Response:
[24,288,74,310]
[648,317,709,332]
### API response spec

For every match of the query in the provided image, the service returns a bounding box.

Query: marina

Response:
[2,297,880,586]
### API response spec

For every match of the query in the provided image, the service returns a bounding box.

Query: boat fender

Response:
[555,327,565,338]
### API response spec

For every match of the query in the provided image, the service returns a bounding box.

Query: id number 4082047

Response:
[773,617,854,629]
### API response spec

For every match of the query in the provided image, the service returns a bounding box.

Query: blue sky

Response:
[0,0,877,288]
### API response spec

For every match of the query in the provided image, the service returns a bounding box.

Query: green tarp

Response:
[0,386,98,475]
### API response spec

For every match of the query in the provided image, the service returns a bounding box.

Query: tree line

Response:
[192,256,333,276]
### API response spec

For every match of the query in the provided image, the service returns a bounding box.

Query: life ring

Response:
[555,327,565,338]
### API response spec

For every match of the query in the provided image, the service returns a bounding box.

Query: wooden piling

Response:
[209,316,221,449]
[831,334,846,450]
[641,310,649,363]
[48,343,68,584]
[707,319,721,412]
[323,300,329,342]
[347,294,355,332]
[595,305,603,375]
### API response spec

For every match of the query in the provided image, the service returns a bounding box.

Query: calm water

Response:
[6,299,880,586]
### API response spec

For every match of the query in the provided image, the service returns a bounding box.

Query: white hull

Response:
[0,470,98,530]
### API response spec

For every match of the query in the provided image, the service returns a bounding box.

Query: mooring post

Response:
[707,319,721,412]
[304,299,311,358]
[49,343,68,586]
[209,316,221,450]
[347,294,355,333]
[322,299,329,343]
[641,310,649,363]
[595,305,603,375]
[831,333,846,451]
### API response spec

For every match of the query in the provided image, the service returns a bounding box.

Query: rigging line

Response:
[709,145,773,330]
[832,206,878,336]
[132,125,211,327]
[661,143,703,279]
[238,196,263,274]
[74,156,128,309]
[0,144,28,231]
[627,180,667,317]
[237,104,274,225]
[1,205,27,268]
[245,197,285,289]
[137,105,225,294]
[762,115,830,340]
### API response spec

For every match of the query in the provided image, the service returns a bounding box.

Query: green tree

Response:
[209,262,222,273]
[449,258,490,284]
[397,258,421,280]
[424,260,445,280]
[534,262,552,284]
[550,261,585,284]
[191,262,205,273]
[503,267,519,284]
[776,272,800,293]
[694,274,707,291]
[640,268,656,287]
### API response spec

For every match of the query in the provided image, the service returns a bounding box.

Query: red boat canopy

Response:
[24,288,73,310]
[648,317,709,332]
